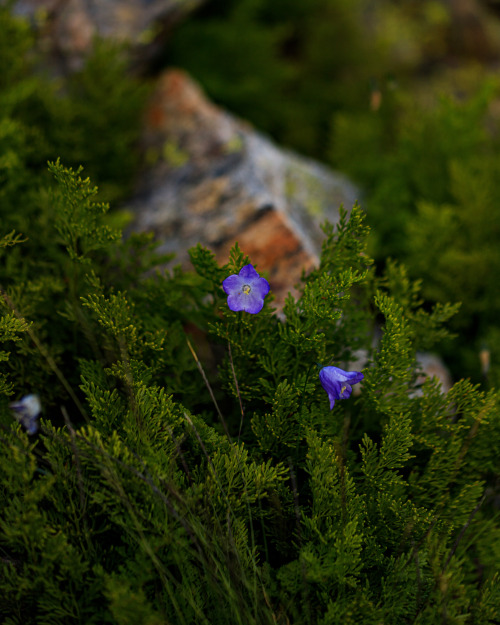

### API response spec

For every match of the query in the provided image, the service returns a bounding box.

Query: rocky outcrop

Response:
[10,0,203,71]
[7,3,361,308]
[130,70,360,307]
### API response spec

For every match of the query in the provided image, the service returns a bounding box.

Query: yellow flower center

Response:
[341,385,347,395]
[242,284,251,294]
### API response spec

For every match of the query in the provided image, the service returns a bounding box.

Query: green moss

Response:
[162,140,190,167]
[223,133,244,154]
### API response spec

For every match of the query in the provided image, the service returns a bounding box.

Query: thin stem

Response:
[186,335,230,439]
[442,494,486,574]
[297,362,316,418]
[227,338,245,442]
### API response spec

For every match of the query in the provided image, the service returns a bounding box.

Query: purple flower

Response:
[9,394,42,434]
[319,366,364,410]
[222,264,270,314]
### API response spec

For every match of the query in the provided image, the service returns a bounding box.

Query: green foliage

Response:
[50,160,121,263]
[1,6,499,622]
[1,160,499,624]
[330,75,500,383]
[0,3,147,403]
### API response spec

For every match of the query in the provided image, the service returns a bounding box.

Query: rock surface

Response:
[10,0,202,71]
[130,69,360,307]
[350,348,453,396]
[416,352,453,394]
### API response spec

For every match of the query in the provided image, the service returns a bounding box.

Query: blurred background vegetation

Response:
[3,0,500,385]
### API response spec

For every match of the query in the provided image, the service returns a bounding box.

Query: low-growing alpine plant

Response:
[1,162,499,625]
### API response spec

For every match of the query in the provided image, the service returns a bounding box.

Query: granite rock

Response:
[9,0,203,71]
[130,69,360,307]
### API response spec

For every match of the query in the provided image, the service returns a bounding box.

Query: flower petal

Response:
[239,264,260,281]
[242,291,265,314]
[222,274,243,295]
[227,290,264,314]
[319,371,344,397]
[226,291,247,312]
[339,383,353,399]
[252,276,270,299]
[341,370,364,385]
[319,366,363,410]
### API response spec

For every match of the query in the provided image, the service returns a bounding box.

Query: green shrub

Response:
[1,161,499,624]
